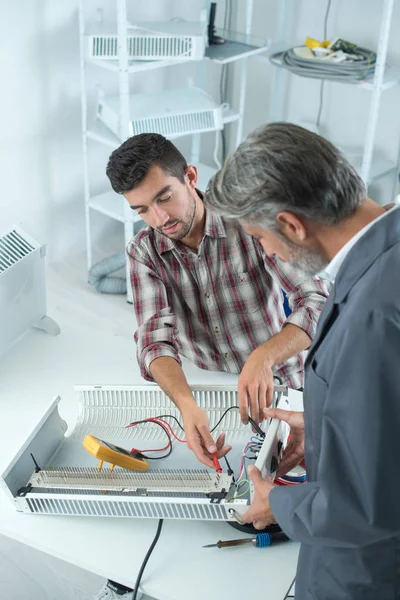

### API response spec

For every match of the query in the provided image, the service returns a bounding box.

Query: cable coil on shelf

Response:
[270,43,377,83]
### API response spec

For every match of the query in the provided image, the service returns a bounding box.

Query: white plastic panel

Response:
[0,228,36,275]
[85,21,206,61]
[71,384,246,442]
[96,88,223,140]
[20,494,243,521]
[0,227,46,357]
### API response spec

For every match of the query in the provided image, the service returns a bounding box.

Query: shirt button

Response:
[239,275,245,282]
[215,326,220,333]
[224,352,231,359]
[205,292,210,298]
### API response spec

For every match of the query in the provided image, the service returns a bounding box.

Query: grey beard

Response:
[277,233,328,276]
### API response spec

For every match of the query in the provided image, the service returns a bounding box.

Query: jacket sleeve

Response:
[129,247,181,381]
[269,309,400,548]
[263,255,331,340]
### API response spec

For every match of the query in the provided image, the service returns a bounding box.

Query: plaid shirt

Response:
[128,208,330,389]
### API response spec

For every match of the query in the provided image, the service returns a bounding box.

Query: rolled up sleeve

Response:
[264,256,331,340]
[129,246,181,381]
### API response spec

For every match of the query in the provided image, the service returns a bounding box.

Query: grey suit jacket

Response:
[270,207,400,599]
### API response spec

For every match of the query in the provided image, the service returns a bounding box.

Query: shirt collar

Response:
[324,205,398,283]
[154,189,226,254]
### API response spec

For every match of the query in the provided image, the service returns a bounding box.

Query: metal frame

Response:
[79,0,263,303]
[269,0,400,197]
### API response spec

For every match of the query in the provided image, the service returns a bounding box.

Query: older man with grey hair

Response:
[205,122,400,600]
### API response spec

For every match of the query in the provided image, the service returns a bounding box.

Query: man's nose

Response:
[152,204,169,228]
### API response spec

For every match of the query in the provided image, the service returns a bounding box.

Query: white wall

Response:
[0,2,85,261]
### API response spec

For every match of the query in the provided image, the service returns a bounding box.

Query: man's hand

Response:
[181,404,232,468]
[242,465,277,530]
[238,346,275,425]
[263,407,305,477]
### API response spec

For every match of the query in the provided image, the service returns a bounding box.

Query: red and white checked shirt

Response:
[128,207,330,389]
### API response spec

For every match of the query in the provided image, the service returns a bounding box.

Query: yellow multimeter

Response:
[83,435,149,473]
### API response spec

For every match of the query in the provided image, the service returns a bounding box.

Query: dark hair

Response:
[205,122,366,228]
[106,133,187,194]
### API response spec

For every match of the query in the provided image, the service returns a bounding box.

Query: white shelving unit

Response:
[79,0,269,302]
[267,0,399,199]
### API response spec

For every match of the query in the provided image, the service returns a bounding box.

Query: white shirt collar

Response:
[324,205,399,283]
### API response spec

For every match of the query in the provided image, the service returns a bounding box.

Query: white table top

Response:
[0,261,299,599]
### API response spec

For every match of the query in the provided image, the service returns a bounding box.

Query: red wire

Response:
[126,417,186,443]
[125,416,186,455]
[131,441,171,454]
[147,418,186,443]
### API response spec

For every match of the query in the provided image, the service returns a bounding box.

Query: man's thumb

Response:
[199,427,217,453]
[248,465,262,484]
[263,407,291,423]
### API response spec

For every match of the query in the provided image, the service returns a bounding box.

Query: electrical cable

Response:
[132,519,164,600]
[219,0,232,162]
[126,419,173,460]
[270,43,375,82]
[317,0,332,130]
[126,390,285,462]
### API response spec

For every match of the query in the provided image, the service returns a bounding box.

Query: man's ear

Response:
[185,165,198,189]
[276,211,308,242]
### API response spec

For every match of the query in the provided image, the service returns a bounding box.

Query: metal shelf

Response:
[205,30,269,64]
[359,65,400,91]
[86,56,193,73]
[88,190,142,223]
[222,107,241,124]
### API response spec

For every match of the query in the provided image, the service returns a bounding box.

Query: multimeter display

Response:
[83,435,149,472]
[101,441,134,457]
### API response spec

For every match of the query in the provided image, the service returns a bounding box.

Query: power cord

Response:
[132,519,164,600]
[316,0,332,130]
[220,0,232,162]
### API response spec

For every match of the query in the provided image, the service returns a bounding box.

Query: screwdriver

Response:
[204,532,282,548]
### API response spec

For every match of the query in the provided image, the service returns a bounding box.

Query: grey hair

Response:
[205,122,366,229]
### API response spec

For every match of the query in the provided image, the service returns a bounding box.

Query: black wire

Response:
[132,519,164,600]
[210,405,239,432]
[153,414,184,431]
[128,419,172,460]
[316,81,325,130]
[220,0,232,162]
[156,403,270,438]
[223,454,234,476]
[316,0,333,130]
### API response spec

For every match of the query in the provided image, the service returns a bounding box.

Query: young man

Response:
[205,121,400,599]
[106,133,329,468]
